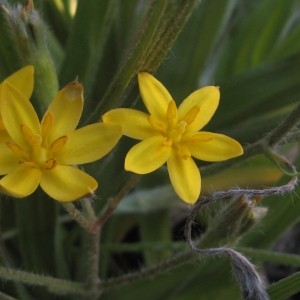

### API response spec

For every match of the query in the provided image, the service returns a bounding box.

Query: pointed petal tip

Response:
[181,193,199,205]
[15,65,34,77]
[63,81,84,101]
[56,188,97,202]
[138,72,155,84]
[40,166,98,202]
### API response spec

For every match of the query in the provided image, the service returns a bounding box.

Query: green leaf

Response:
[139,209,172,266]
[59,0,117,103]
[268,271,300,300]
[14,194,58,274]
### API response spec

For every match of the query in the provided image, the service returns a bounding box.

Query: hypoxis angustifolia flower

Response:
[0,66,122,201]
[103,73,243,204]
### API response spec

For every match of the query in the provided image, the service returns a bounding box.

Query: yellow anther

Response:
[19,160,37,168]
[21,124,34,144]
[41,112,54,139]
[31,134,42,153]
[44,159,57,170]
[6,142,28,158]
[49,136,68,156]
[166,101,178,126]
[148,115,167,132]
[177,121,187,135]
[183,106,200,125]
[168,121,187,143]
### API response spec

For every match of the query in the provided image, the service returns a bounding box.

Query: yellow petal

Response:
[0,81,40,147]
[167,150,200,204]
[125,135,171,174]
[103,108,156,140]
[0,167,42,198]
[0,143,19,174]
[178,86,220,132]
[185,132,244,162]
[56,123,122,165]
[40,165,98,202]
[3,65,34,99]
[138,73,173,119]
[44,81,83,143]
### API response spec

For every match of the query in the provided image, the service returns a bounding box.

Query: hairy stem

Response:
[91,174,141,233]
[0,267,86,295]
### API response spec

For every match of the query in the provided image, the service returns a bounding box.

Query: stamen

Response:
[166,101,177,126]
[49,136,68,157]
[41,112,54,139]
[169,121,187,143]
[177,121,187,135]
[31,134,42,154]
[19,160,37,168]
[44,159,57,170]
[6,142,28,158]
[183,106,200,125]
[148,116,167,132]
[21,124,34,144]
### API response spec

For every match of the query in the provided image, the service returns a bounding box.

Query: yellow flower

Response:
[103,72,243,204]
[0,66,122,202]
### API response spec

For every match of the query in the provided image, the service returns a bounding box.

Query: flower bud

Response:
[0,0,58,113]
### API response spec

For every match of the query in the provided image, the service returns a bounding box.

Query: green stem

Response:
[86,231,101,300]
[267,270,300,299]
[144,0,199,72]
[238,247,300,267]
[0,291,17,300]
[81,198,101,300]
[91,174,141,233]
[85,0,168,123]
[268,102,300,147]
[0,266,86,295]
[99,250,194,291]
[86,0,198,123]
[62,202,92,230]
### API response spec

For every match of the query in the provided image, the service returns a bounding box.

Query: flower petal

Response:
[0,143,19,174]
[167,151,200,204]
[56,123,122,165]
[0,81,40,147]
[125,135,171,174]
[103,108,156,139]
[40,165,98,202]
[138,73,173,119]
[0,167,42,198]
[4,65,34,99]
[185,132,243,162]
[44,81,83,143]
[178,86,220,132]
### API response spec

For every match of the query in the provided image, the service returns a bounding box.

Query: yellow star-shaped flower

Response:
[103,72,243,204]
[0,66,122,202]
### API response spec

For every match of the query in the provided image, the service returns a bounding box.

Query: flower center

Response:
[148,101,200,144]
[148,101,200,159]
[6,112,67,170]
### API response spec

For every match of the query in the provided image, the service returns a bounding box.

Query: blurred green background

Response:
[0,0,300,299]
